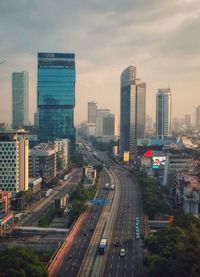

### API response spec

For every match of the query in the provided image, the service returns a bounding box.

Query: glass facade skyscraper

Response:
[120,66,137,160]
[12,71,29,128]
[156,88,172,139]
[37,53,76,146]
[135,79,146,139]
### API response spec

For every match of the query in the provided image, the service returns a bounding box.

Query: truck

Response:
[45,189,53,197]
[98,237,107,255]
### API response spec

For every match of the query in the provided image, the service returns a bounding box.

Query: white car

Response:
[120,248,125,257]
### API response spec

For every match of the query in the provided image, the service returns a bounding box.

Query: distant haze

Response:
[0,0,200,125]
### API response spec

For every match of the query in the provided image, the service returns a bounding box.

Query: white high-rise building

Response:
[12,71,29,128]
[156,88,172,139]
[0,129,29,193]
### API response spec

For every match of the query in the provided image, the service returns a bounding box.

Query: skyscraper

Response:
[88,102,97,124]
[12,71,29,128]
[135,79,146,138]
[37,53,76,146]
[185,114,191,129]
[120,66,137,160]
[196,105,200,129]
[156,88,172,139]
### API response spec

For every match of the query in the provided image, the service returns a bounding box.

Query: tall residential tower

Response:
[156,88,172,139]
[12,71,29,128]
[37,53,76,146]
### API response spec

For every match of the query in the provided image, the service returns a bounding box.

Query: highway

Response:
[103,165,143,277]
[54,168,112,277]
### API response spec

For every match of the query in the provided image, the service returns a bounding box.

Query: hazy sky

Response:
[0,0,200,125]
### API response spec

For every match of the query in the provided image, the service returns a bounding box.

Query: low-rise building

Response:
[163,153,193,186]
[0,191,14,237]
[29,143,57,183]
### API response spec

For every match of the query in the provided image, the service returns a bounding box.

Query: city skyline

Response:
[0,1,200,125]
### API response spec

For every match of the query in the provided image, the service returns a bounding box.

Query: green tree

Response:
[0,247,48,277]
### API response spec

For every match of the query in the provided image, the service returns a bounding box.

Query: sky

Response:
[0,0,200,125]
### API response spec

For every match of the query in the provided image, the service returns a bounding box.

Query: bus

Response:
[98,237,107,255]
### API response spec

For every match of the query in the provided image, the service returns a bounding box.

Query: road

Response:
[20,169,82,227]
[54,168,111,277]
[103,165,143,277]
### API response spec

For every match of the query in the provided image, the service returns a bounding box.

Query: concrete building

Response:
[29,143,57,183]
[163,153,193,186]
[0,129,29,193]
[88,102,97,124]
[54,139,70,169]
[12,71,29,128]
[0,191,14,237]
[85,123,96,137]
[120,66,137,160]
[96,109,110,137]
[167,173,200,216]
[185,114,191,129]
[156,88,172,139]
[196,105,200,129]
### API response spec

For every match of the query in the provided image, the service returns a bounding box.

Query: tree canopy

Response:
[0,247,48,277]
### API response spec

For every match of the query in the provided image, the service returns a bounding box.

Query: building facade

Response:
[0,192,14,237]
[196,105,200,129]
[135,79,146,139]
[156,88,172,139]
[88,102,97,124]
[96,109,110,137]
[120,66,137,160]
[37,53,76,146]
[0,129,29,193]
[29,143,57,183]
[12,71,29,128]
[54,138,70,169]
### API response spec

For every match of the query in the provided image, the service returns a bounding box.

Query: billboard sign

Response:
[123,151,130,162]
[152,156,166,168]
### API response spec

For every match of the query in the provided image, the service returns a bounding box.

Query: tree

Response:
[0,247,48,277]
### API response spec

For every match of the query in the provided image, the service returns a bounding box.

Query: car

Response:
[90,227,94,232]
[115,241,120,247]
[83,232,87,236]
[135,233,140,239]
[120,248,125,257]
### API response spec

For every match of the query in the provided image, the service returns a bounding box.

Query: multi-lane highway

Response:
[104,166,143,277]
[54,168,112,277]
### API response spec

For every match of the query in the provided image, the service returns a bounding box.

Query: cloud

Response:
[0,0,200,124]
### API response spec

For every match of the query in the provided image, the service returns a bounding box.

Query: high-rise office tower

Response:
[135,79,146,138]
[12,71,29,128]
[196,105,200,129]
[156,88,172,139]
[0,129,29,193]
[96,109,110,137]
[88,102,97,123]
[120,66,137,160]
[185,114,191,129]
[37,53,76,146]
